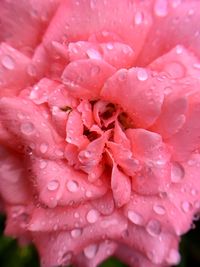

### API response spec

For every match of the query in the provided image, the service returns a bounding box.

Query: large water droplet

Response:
[47,180,59,191]
[136,68,148,81]
[40,143,49,154]
[171,162,184,183]
[154,0,168,17]
[127,210,143,225]
[86,209,99,224]
[153,204,166,215]
[70,228,82,238]
[84,244,98,259]
[20,122,35,135]
[134,11,144,25]
[146,219,161,236]
[2,55,15,70]
[66,180,79,192]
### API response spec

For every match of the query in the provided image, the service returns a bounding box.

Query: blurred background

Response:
[0,214,200,267]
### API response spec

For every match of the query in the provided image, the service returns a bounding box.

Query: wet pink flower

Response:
[0,0,200,266]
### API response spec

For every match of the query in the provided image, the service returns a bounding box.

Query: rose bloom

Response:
[0,0,200,266]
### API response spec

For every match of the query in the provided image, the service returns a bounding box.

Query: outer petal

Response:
[0,0,61,55]
[43,0,152,58]
[0,97,64,158]
[0,43,30,96]
[137,0,200,65]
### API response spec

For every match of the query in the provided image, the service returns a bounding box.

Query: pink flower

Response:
[0,0,200,266]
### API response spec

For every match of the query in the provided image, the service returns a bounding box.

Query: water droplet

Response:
[59,251,73,266]
[85,190,92,198]
[47,180,59,191]
[55,149,64,157]
[106,43,114,50]
[193,63,200,69]
[153,204,166,215]
[40,143,48,154]
[171,162,184,183]
[136,68,148,81]
[181,201,192,213]
[74,212,80,218]
[66,180,79,192]
[146,219,161,236]
[91,65,100,76]
[166,249,181,265]
[86,48,102,60]
[165,62,185,79]
[39,160,48,169]
[171,0,182,8]
[127,210,143,225]
[86,209,99,223]
[154,0,168,17]
[27,64,37,77]
[164,86,173,95]
[70,228,82,238]
[84,244,98,259]
[176,45,183,54]
[90,0,96,10]
[20,122,35,135]
[2,55,15,70]
[134,11,144,25]
[118,71,127,81]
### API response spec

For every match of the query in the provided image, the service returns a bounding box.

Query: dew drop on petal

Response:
[86,209,99,224]
[181,201,192,213]
[27,64,37,77]
[47,180,60,191]
[154,0,168,17]
[176,45,183,54]
[40,143,49,154]
[74,212,80,218]
[171,162,184,183]
[153,204,166,215]
[70,228,82,238]
[39,160,48,169]
[146,219,161,236]
[91,65,100,76]
[66,180,79,192]
[136,68,148,81]
[166,249,181,265]
[193,63,200,69]
[1,55,15,70]
[106,43,114,50]
[84,244,98,259]
[134,11,143,25]
[20,122,35,135]
[165,62,185,79]
[127,210,143,225]
[86,48,102,60]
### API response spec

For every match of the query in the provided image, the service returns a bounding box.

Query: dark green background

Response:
[0,214,200,267]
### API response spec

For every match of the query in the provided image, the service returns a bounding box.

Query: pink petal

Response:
[0,0,61,55]
[111,164,131,207]
[0,97,64,158]
[101,67,165,128]
[62,59,116,100]
[43,0,152,58]
[137,0,200,65]
[0,43,30,96]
